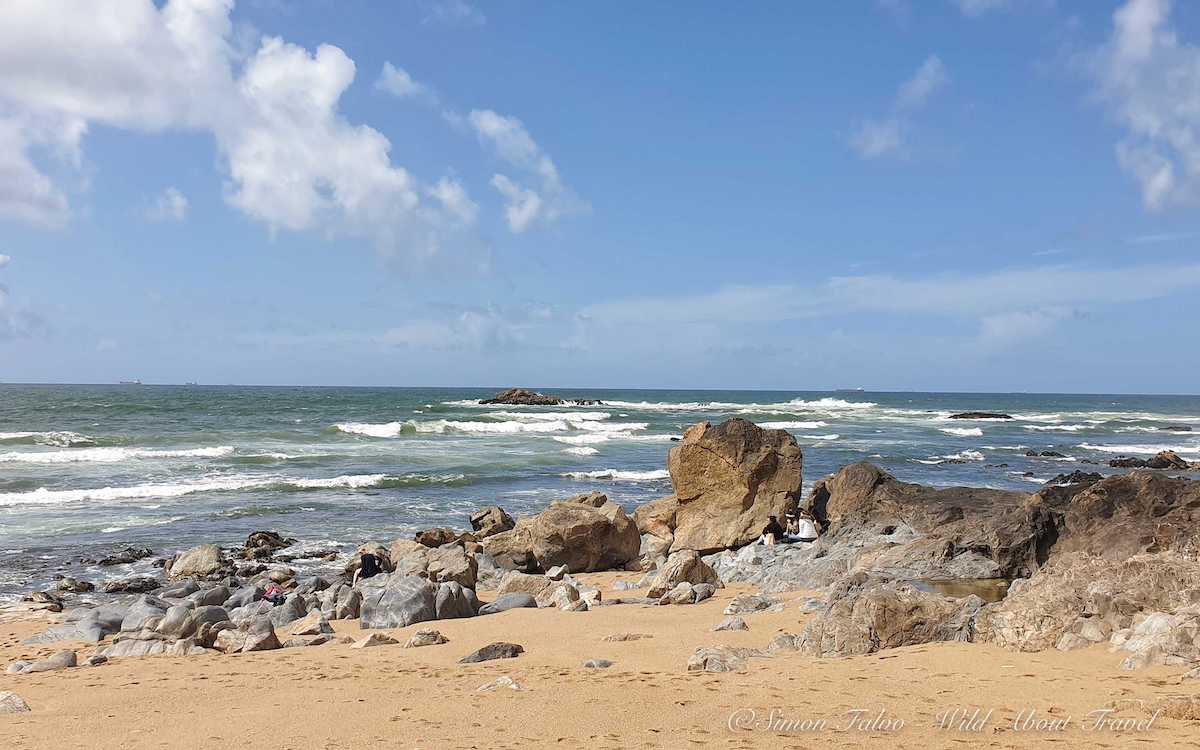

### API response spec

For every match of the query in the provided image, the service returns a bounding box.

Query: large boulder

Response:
[655,418,803,554]
[358,574,479,629]
[389,540,479,588]
[798,575,983,657]
[480,388,562,406]
[645,550,723,599]
[481,492,640,573]
[168,544,232,580]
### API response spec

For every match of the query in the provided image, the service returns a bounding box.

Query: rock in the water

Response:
[0,692,30,713]
[652,418,803,554]
[480,388,562,406]
[646,549,724,598]
[55,577,94,593]
[241,530,295,560]
[404,629,448,648]
[94,546,154,566]
[169,544,231,580]
[584,658,614,668]
[351,632,398,648]
[482,493,640,573]
[478,592,538,616]
[798,576,982,657]
[470,506,515,538]
[712,616,749,632]
[949,412,1013,420]
[459,641,524,663]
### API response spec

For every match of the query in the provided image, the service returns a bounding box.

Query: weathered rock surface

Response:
[13,650,77,674]
[169,544,232,580]
[213,616,280,653]
[241,531,295,560]
[651,418,803,554]
[798,575,982,657]
[102,576,161,594]
[289,611,334,636]
[724,592,782,615]
[712,616,749,632]
[481,492,640,573]
[480,388,562,406]
[404,629,448,648]
[470,506,515,538]
[686,646,762,672]
[1110,608,1200,670]
[358,574,479,629]
[459,641,524,663]
[645,549,723,598]
[477,592,538,616]
[0,692,31,713]
[351,632,398,649]
[389,540,478,588]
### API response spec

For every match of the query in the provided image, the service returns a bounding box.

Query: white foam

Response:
[1025,424,1092,432]
[561,446,599,456]
[1077,443,1200,456]
[940,427,983,437]
[552,434,612,446]
[803,434,841,441]
[287,473,388,489]
[0,430,94,447]
[334,421,406,438]
[758,421,829,430]
[563,469,671,481]
[0,446,234,464]
[485,411,610,422]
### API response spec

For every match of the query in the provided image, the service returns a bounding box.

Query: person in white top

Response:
[783,510,819,543]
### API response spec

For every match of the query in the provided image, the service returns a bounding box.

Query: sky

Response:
[2,0,1200,393]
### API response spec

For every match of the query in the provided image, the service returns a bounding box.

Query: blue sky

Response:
[2,0,1199,392]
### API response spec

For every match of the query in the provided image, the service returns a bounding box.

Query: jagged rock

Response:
[5,661,30,674]
[390,540,479,588]
[646,549,723,598]
[1046,471,1104,486]
[470,506,515,538]
[482,492,640,573]
[798,577,982,657]
[0,692,31,713]
[350,632,398,649]
[102,576,161,594]
[545,564,567,581]
[480,388,562,406]
[169,544,231,580]
[478,592,538,616]
[712,616,749,632]
[404,629,448,648]
[289,611,334,636]
[724,592,782,615]
[767,633,802,653]
[55,577,94,593]
[435,581,481,619]
[459,642,524,663]
[535,581,580,609]
[1111,609,1200,670]
[1148,450,1190,470]
[241,531,295,560]
[650,418,803,554]
[976,553,1200,652]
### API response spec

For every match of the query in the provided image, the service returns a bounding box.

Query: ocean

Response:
[1,384,1198,599]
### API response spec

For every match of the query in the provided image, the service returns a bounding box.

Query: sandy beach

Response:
[2,574,1196,750]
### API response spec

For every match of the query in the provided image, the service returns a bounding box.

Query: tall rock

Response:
[644,418,803,554]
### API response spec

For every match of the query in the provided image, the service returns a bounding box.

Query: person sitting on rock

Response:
[352,551,382,587]
[782,510,819,543]
[262,583,287,605]
[758,515,786,545]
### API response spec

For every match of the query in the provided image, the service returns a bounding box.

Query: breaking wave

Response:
[758,421,829,430]
[0,446,234,464]
[562,469,671,481]
[0,431,96,447]
[940,427,983,437]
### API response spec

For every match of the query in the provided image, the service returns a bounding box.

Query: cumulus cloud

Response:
[849,55,949,160]
[1088,0,1200,211]
[0,0,475,261]
[375,62,424,99]
[147,187,189,221]
[468,109,585,232]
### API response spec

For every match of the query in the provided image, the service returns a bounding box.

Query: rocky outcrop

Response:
[643,418,802,554]
[798,575,983,657]
[645,550,723,598]
[481,492,640,573]
[241,531,295,560]
[357,573,479,629]
[1111,608,1200,670]
[470,506,515,538]
[948,412,1013,420]
[480,388,562,406]
[974,552,1200,653]
[168,544,232,580]
[1108,450,1192,471]
[389,540,479,588]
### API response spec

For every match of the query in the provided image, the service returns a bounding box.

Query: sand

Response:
[1,574,1198,749]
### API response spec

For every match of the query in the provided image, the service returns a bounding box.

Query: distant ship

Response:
[834,387,865,393]
[118,379,143,385]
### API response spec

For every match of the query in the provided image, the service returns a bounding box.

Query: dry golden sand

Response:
[1,573,1198,749]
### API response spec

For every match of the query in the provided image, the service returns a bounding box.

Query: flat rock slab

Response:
[459,642,524,663]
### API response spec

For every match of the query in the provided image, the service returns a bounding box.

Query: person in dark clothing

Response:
[352,551,382,586]
[758,515,786,546]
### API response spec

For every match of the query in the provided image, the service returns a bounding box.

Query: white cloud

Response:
[0,0,475,261]
[0,254,10,269]
[428,177,478,225]
[468,109,585,232]
[850,55,949,160]
[148,186,189,221]
[951,0,1008,16]
[375,62,424,99]
[422,0,486,27]
[1090,0,1200,211]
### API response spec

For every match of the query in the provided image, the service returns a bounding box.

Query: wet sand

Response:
[1,575,1197,749]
